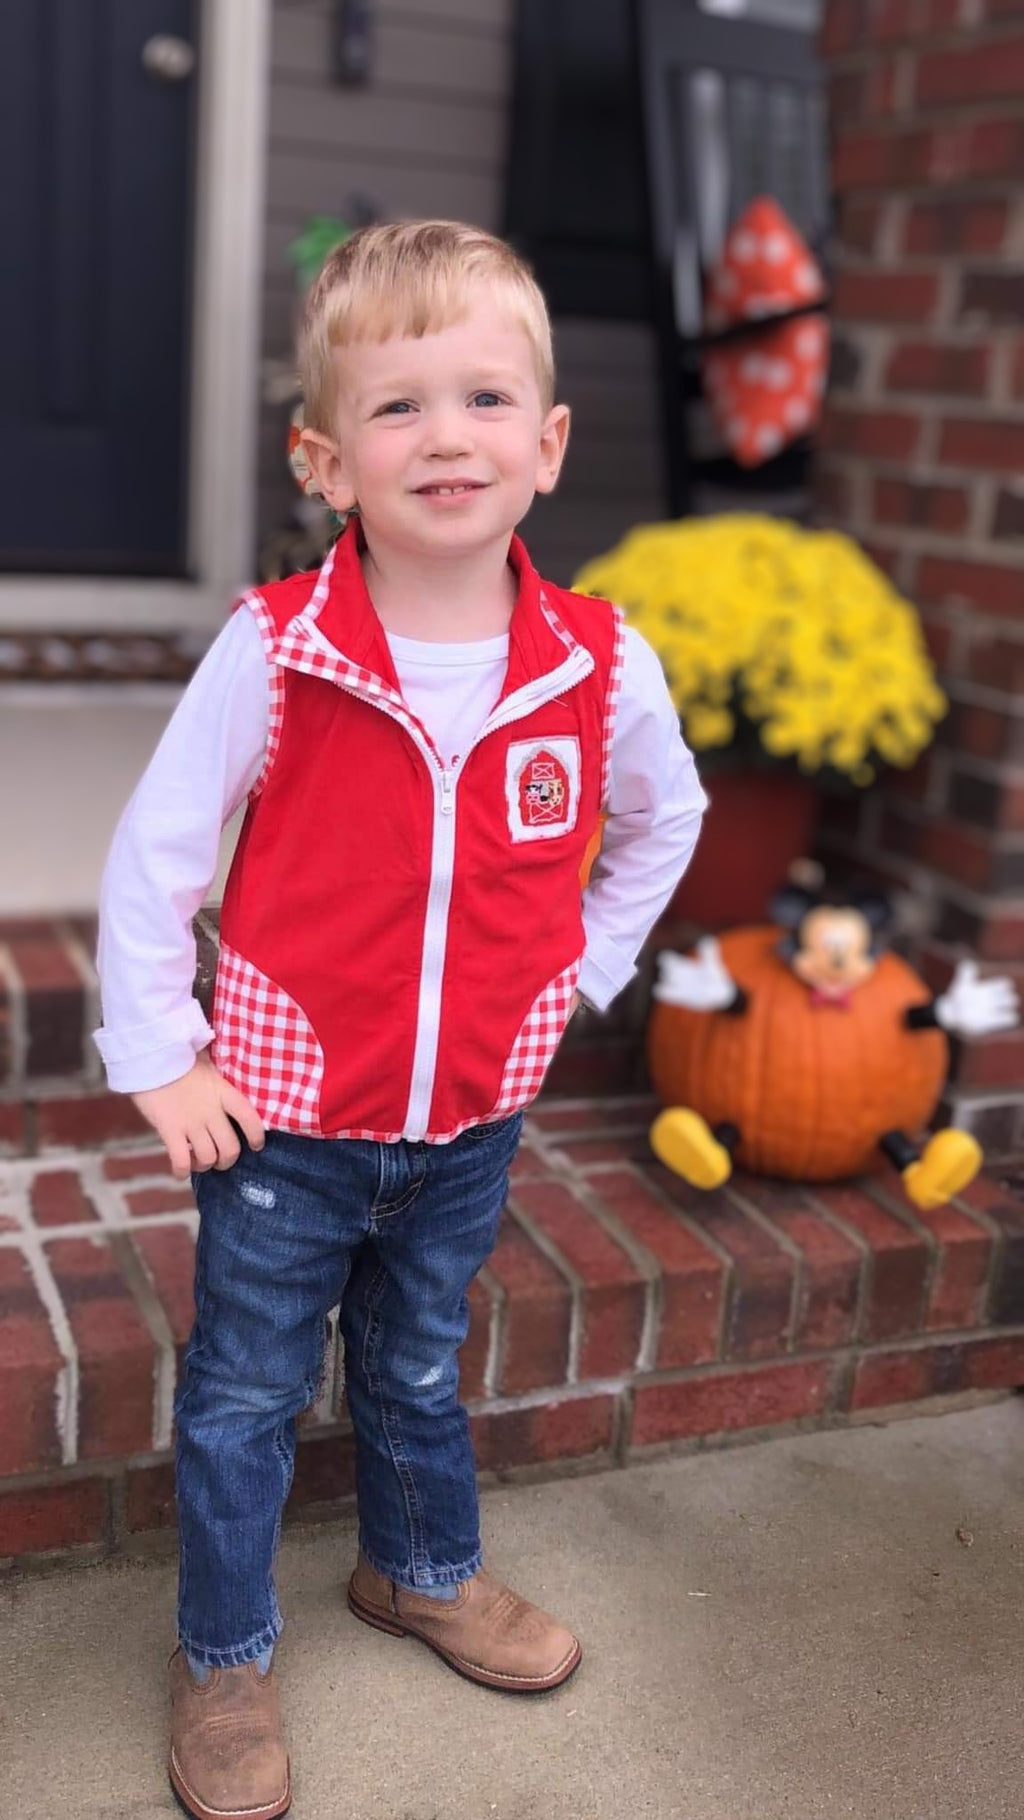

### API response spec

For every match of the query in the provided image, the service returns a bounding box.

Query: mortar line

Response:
[505,1196,585,1386]
[16,1229,79,1466]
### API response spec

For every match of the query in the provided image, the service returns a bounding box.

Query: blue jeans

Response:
[175,1114,523,1668]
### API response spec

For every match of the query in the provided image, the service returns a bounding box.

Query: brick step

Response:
[0,916,102,1086]
[2,1096,1024,1565]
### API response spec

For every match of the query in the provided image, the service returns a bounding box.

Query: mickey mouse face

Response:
[790,906,879,998]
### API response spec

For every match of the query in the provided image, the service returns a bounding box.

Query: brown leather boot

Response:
[168,1647,291,1820]
[347,1553,582,1694]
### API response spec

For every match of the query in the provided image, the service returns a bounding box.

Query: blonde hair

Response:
[298,220,555,432]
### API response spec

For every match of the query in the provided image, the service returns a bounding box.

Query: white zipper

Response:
[403,762,457,1138]
[280,630,594,1139]
[472,646,592,746]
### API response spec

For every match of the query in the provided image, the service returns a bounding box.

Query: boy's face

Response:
[301,296,570,559]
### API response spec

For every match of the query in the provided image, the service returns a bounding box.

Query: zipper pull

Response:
[440,768,455,815]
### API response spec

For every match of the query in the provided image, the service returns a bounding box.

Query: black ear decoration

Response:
[769,884,817,930]
[848,889,894,951]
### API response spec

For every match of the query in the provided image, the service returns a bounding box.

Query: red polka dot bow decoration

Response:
[702,197,829,469]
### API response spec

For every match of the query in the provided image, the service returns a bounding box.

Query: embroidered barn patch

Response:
[506,737,581,842]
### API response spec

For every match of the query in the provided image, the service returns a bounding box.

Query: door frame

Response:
[0,0,271,633]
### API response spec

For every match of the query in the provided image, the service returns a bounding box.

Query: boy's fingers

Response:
[222,1087,266,1152]
[208,1113,242,1171]
[164,1133,194,1181]
[189,1128,218,1172]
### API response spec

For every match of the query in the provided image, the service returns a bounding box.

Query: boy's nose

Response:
[421,411,474,457]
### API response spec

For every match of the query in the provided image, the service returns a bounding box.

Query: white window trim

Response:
[0,0,271,634]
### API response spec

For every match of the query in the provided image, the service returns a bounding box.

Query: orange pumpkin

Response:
[647,925,949,1181]
[579,815,606,889]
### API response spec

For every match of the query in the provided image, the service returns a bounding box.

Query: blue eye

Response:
[378,400,415,416]
[473,392,504,408]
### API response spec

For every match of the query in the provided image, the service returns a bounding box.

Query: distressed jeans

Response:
[174,1114,523,1668]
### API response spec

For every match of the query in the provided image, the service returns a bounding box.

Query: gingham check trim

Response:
[212,943,325,1132]
[600,605,627,809]
[238,589,288,798]
[537,590,575,652]
[265,543,446,762]
[275,635,444,761]
[490,957,582,1116]
[326,1118,506,1144]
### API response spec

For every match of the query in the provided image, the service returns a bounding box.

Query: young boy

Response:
[95,220,706,1820]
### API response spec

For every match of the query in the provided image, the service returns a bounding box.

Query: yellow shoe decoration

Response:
[902,1128,983,1210]
[650,1108,733,1188]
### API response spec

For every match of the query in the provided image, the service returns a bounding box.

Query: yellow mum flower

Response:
[685,704,736,749]
[573,516,947,782]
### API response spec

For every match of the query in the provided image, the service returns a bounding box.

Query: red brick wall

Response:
[815,0,1024,1157]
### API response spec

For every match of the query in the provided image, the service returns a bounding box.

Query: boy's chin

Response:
[376,508,521,554]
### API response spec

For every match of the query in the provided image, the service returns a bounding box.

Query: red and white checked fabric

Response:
[599,605,626,809]
[237,585,295,797]
[490,957,582,1116]
[212,943,325,1132]
[272,558,446,771]
[538,589,575,651]
[541,585,625,814]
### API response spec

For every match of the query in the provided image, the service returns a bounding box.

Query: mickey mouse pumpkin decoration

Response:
[648,878,1020,1209]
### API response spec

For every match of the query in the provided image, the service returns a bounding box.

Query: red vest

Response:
[213,521,624,1141]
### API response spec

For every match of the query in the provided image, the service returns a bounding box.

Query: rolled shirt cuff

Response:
[92,1001,215,1093]
[577,931,639,1014]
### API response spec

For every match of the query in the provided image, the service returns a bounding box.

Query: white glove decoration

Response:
[654,937,738,1011]
[935,959,1020,1037]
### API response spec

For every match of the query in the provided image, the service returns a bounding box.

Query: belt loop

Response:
[372,1140,392,1215]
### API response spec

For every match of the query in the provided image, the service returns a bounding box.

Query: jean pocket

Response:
[461,1111,524,1145]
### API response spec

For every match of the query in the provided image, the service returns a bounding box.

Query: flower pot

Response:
[671,768,821,929]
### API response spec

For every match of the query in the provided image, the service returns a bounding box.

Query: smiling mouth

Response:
[415,482,487,497]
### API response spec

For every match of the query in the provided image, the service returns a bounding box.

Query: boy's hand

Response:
[131,1051,266,1181]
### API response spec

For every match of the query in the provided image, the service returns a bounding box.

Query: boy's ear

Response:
[534,403,571,496]
[299,428,358,513]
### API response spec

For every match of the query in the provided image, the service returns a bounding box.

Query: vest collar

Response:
[278,518,579,674]
[273,517,592,728]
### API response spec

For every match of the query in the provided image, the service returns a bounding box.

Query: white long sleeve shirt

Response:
[94,607,706,1093]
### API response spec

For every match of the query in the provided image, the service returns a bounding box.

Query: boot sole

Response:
[169,1754,291,1820]
[347,1585,582,1695]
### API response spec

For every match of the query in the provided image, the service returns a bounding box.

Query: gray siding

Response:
[260,0,664,585]
[527,320,664,585]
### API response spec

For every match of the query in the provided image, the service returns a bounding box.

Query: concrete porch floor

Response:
[4,1397,1023,1820]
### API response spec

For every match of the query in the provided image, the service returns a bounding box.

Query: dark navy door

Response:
[0,0,197,575]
